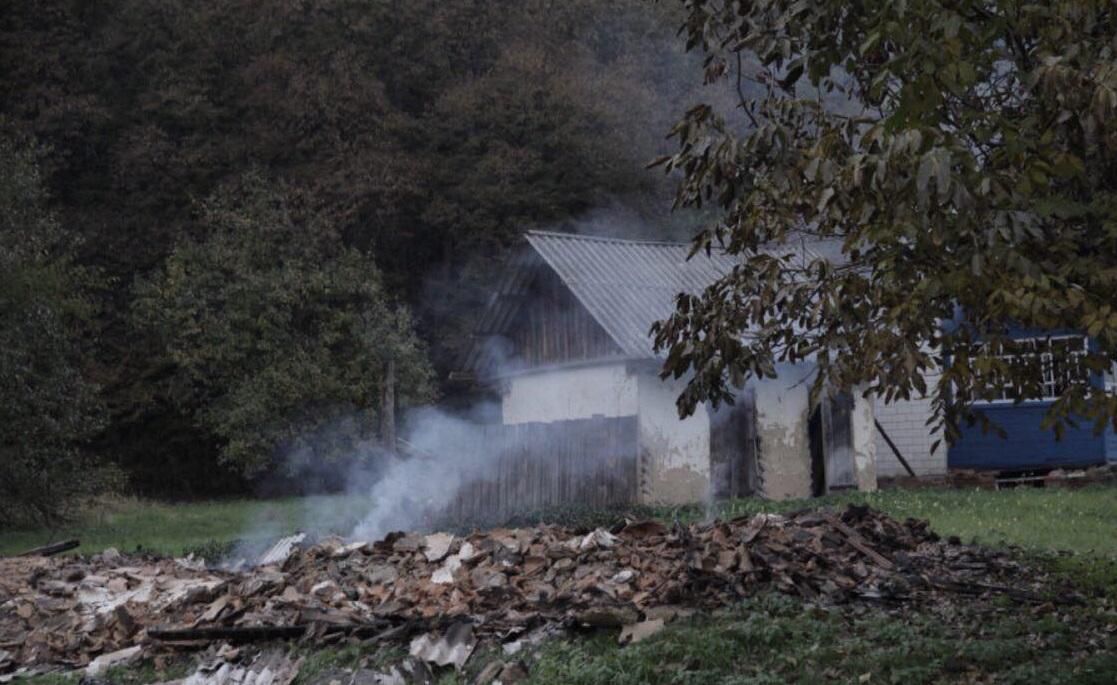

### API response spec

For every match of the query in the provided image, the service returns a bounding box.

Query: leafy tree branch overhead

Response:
[653,0,1117,444]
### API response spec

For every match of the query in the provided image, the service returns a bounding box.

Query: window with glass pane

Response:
[986,336,1088,401]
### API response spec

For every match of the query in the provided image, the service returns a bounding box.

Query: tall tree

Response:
[654,1,1117,442]
[134,174,433,476]
[0,133,108,526]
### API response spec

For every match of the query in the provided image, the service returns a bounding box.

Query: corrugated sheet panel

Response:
[461,231,826,373]
[524,231,740,358]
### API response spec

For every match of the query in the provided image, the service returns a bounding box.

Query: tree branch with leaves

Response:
[654,0,1117,445]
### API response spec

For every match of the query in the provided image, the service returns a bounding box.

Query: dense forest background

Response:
[0,0,730,516]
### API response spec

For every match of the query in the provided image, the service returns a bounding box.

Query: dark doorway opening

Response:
[809,392,858,496]
[710,389,758,499]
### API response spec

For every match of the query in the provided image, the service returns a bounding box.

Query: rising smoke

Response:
[347,403,503,541]
[220,402,508,566]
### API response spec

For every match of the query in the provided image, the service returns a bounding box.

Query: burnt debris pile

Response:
[0,505,1069,675]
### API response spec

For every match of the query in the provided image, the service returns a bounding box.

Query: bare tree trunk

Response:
[380,357,396,453]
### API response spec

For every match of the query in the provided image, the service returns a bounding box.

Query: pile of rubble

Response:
[0,506,1069,678]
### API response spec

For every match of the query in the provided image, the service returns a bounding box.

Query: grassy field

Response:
[0,494,373,557]
[705,485,1117,556]
[522,592,1117,684]
[7,485,1117,685]
[2,485,1115,558]
[277,588,1117,685]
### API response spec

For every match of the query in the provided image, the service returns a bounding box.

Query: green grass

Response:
[22,591,1117,685]
[519,592,1117,685]
[2,485,1115,559]
[704,485,1117,556]
[0,494,372,557]
[20,658,193,685]
[514,485,1117,684]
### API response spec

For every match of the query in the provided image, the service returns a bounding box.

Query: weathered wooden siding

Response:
[809,393,858,496]
[506,267,621,367]
[709,390,757,499]
[448,416,639,520]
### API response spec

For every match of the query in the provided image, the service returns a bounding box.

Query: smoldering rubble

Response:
[0,506,1078,680]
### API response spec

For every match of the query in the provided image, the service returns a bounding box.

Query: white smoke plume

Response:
[348,403,502,541]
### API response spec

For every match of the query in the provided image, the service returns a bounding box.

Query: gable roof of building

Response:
[524,231,737,358]
[461,230,825,375]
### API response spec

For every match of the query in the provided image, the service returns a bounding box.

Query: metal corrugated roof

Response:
[524,231,740,358]
[458,230,826,376]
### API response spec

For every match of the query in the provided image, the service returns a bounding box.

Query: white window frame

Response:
[983,335,1089,404]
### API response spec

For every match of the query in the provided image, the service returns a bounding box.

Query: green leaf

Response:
[934,149,951,200]
[859,31,881,56]
[817,187,836,212]
[916,153,934,197]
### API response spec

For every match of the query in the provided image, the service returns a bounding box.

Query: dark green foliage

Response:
[134,175,433,476]
[654,1,1117,443]
[0,133,110,526]
[0,0,714,496]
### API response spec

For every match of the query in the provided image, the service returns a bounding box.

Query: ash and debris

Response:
[0,505,1079,683]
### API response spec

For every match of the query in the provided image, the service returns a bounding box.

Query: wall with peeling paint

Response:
[850,389,879,492]
[752,370,814,500]
[500,362,711,505]
[499,359,878,505]
[635,371,711,505]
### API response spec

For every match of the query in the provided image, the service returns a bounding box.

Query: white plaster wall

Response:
[501,362,638,425]
[635,372,711,504]
[874,371,946,477]
[498,359,884,504]
[752,367,813,500]
[850,389,879,491]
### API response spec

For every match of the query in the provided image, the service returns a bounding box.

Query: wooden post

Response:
[380,357,396,453]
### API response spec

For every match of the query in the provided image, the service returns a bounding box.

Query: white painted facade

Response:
[500,359,880,504]
[635,372,710,504]
[850,389,880,491]
[500,361,711,505]
[745,365,880,499]
[501,362,638,424]
[751,371,813,500]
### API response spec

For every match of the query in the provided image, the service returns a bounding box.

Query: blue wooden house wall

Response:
[948,403,1110,470]
[945,320,1116,471]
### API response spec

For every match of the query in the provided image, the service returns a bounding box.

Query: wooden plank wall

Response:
[709,390,758,499]
[508,268,620,367]
[447,415,639,521]
[808,393,858,495]
[821,393,857,490]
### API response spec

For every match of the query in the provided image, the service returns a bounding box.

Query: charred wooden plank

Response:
[824,515,895,570]
[148,625,308,642]
[17,539,80,557]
